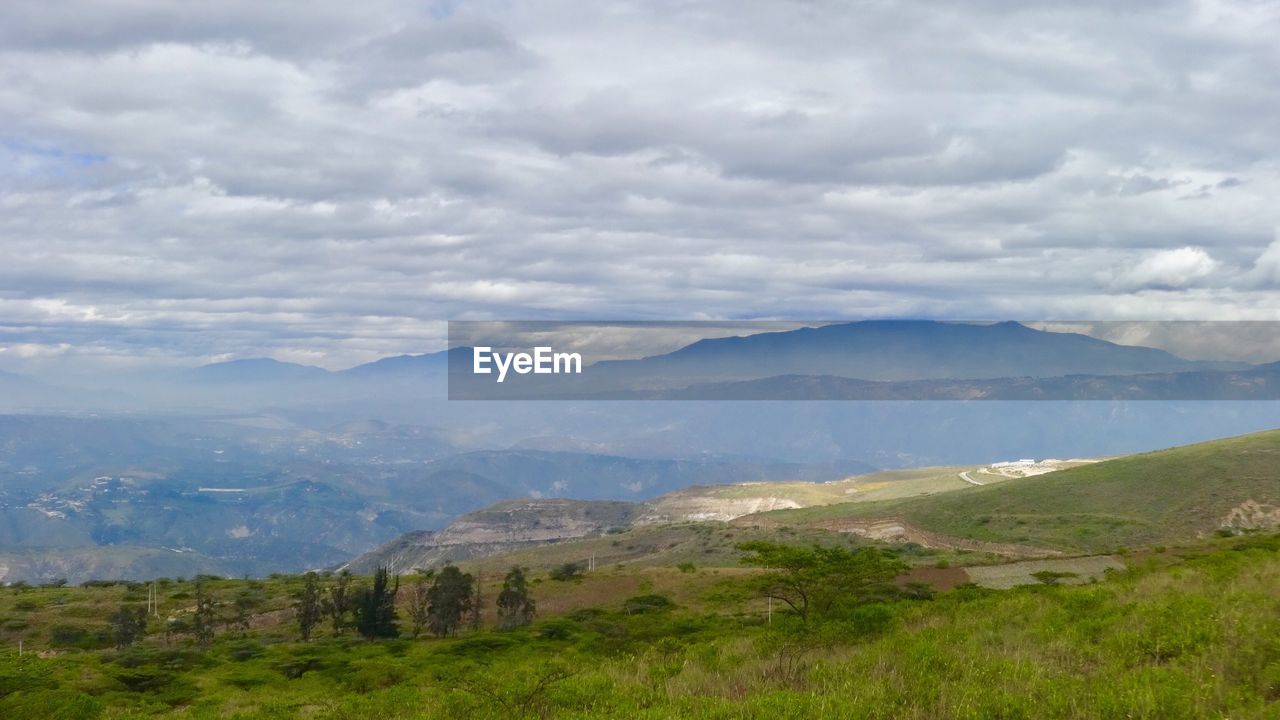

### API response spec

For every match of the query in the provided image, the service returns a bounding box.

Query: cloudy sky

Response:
[3,0,1280,373]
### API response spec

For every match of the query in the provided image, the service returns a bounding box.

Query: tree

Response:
[447,661,574,717]
[354,566,400,639]
[736,542,906,626]
[549,563,581,582]
[231,588,259,635]
[323,571,354,635]
[427,564,474,637]
[1031,570,1078,586]
[193,579,218,648]
[496,566,536,629]
[405,571,434,638]
[470,571,484,631]
[295,572,323,641]
[111,604,147,649]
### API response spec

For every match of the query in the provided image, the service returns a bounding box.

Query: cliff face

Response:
[342,499,643,574]
[342,479,856,574]
[639,489,803,523]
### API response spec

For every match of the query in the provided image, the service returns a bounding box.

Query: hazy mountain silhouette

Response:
[597,321,1241,383]
[452,321,1251,398]
[187,358,333,383]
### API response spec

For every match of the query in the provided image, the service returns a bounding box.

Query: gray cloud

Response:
[2,0,1280,374]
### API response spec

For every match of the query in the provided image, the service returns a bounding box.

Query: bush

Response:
[221,667,273,690]
[446,634,518,658]
[622,594,675,615]
[227,638,265,662]
[549,563,582,582]
[0,689,103,720]
[272,644,347,680]
[48,624,112,650]
[537,620,577,641]
[342,660,408,694]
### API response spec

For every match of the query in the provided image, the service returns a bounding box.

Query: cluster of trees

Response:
[110,577,261,650]
[294,565,536,641]
[101,541,896,651]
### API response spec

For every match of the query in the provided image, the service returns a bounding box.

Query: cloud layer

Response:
[3,0,1280,372]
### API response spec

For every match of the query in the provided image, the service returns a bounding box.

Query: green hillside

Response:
[766,429,1280,553]
[2,533,1279,718]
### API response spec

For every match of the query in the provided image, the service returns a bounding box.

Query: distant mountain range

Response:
[177,322,1257,388]
[185,358,333,384]
[4,322,1268,409]
[597,320,1240,381]
[447,321,1257,399]
[186,349,459,384]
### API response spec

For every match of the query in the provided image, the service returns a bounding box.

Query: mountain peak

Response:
[190,358,330,382]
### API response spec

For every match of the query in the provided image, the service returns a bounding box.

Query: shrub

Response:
[0,689,103,720]
[227,638,265,662]
[1031,570,1078,586]
[537,620,577,641]
[222,667,273,690]
[622,594,675,615]
[49,624,112,650]
[549,563,582,582]
[342,660,408,694]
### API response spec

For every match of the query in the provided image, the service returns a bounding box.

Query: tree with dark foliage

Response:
[295,572,323,641]
[111,604,147,648]
[405,570,434,637]
[323,570,354,635]
[193,579,218,648]
[736,541,906,626]
[549,562,581,582]
[427,564,474,637]
[470,571,484,631]
[354,566,400,639]
[496,566,536,629]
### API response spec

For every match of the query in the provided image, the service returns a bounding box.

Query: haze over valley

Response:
[5,322,1280,584]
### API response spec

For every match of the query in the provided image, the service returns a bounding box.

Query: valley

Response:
[2,427,1279,718]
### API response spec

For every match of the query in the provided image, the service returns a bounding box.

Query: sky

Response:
[3,0,1280,374]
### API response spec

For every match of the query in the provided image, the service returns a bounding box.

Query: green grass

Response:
[763,429,1280,553]
[2,534,1278,718]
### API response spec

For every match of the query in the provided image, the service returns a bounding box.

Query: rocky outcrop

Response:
[342,499,643,574]
[639,491,802,524]
[1221,500,1280,532]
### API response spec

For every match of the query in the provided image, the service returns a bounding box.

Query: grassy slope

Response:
[465,523,868,574]
[765,429,1280,553]
[680,466,985,506]
[2,534,1278,719]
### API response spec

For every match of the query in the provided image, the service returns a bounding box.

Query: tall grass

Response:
[2,537,1278,719]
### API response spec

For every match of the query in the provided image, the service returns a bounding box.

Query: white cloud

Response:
[2,0,1280,371]
[1248,235,1280,287]
[1112,247,1219,291]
